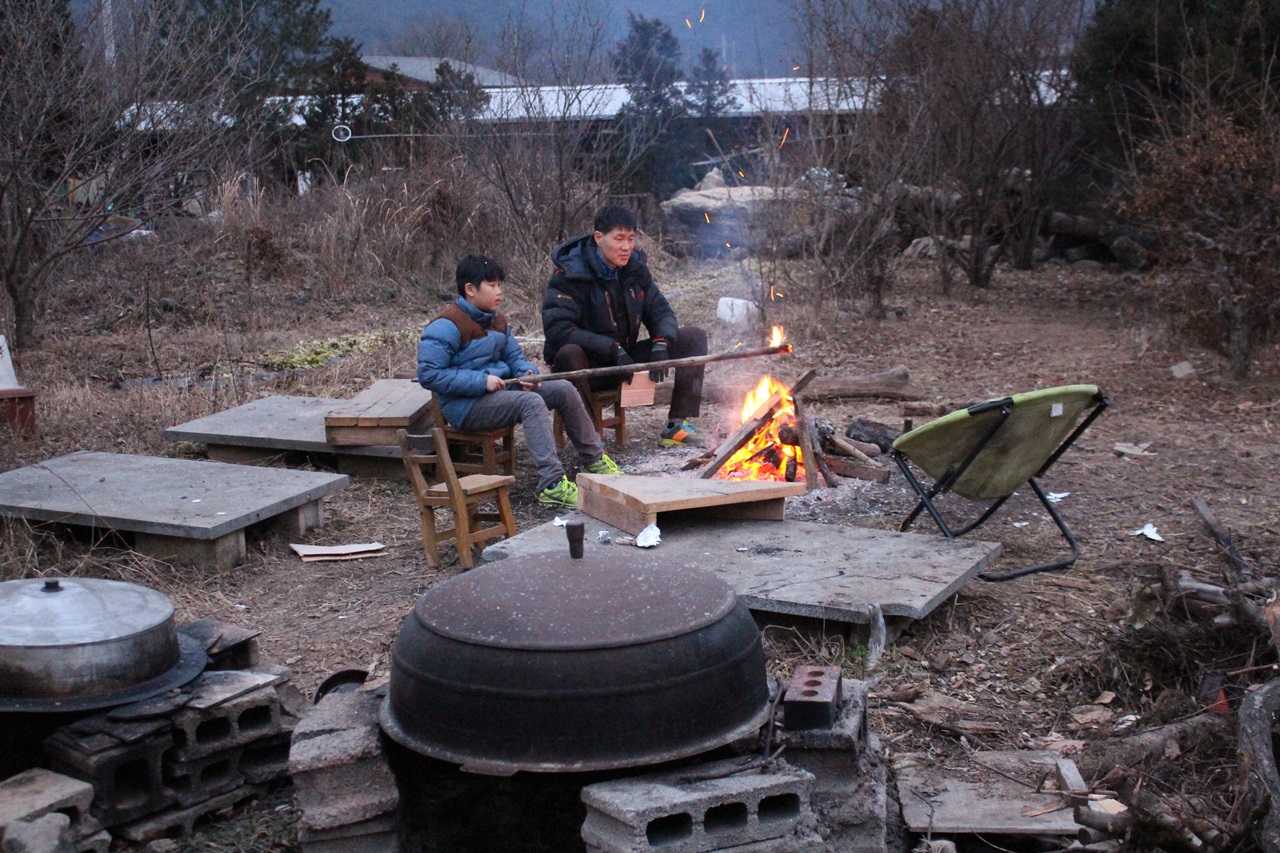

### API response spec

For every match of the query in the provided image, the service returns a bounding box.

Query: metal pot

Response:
[380,552,769,774]
[0,577,206,712]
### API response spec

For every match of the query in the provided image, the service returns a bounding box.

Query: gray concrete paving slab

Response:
[0,452,348,540]
[483,515,1002,624]
[163,396,399,459]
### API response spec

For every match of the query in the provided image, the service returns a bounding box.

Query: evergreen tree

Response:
[687,47,738,118]
[613,14,690,125]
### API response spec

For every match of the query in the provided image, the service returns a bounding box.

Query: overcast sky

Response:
[321,0,801,79]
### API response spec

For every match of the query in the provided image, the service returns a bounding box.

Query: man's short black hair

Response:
[593,205,636,235]
[455,254,505,295]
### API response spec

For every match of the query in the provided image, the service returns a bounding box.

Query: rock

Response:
[156,297,181,313]
[694,167,725,191]
[1,815,74,853]
[1109,235,1148,270]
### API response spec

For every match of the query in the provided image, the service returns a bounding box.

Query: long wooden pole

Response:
[502,343,792,387]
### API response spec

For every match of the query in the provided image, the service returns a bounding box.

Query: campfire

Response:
[715,328,806,483]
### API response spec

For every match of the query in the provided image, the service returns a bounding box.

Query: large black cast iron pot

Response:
[380,551,769,774]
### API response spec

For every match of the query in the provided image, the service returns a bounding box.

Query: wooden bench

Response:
[324,379,433,446]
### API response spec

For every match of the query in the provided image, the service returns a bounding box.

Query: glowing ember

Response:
[715,327,804,483]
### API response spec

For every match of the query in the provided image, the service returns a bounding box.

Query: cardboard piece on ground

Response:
[577,473,806,535]
[324,379,433,446]
[895,750,1083,836]
[184,670,282,710]
[289,542,386,561]
[0,336,18,389]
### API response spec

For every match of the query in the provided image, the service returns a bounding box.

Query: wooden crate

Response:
[577,473,806,535]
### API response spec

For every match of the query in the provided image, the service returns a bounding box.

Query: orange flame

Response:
[715,327,804,483]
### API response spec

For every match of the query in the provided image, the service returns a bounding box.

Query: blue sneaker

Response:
[660,419,705,447]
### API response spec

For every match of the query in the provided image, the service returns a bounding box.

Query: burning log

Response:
[802,417,838,488]
[698,370,817,480]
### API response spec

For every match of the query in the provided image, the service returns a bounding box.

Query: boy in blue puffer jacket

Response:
[417,255,623,509]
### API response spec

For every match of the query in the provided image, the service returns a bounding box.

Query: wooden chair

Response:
[554,387,626,447]
[425,393,516,476]
[397,428,517,569]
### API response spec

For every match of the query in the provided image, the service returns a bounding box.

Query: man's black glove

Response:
[648,342,669,383]
[614,346,635,368]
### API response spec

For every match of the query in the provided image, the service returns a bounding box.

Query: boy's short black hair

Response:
[455,254,505,295]
[593,205,636,235]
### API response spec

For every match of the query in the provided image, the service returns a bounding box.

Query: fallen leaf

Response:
[1095,690,1117,704]
[1070,704,1115,725]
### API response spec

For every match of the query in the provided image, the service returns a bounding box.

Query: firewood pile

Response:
[1074,497,1280,852]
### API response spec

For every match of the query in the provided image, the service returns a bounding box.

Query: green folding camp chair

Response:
[890,385,1109,581]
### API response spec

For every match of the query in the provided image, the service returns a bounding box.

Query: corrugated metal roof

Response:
[361,55,524,88]
[479,77,867,122]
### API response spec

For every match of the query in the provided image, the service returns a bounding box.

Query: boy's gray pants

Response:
[457,379,605,493]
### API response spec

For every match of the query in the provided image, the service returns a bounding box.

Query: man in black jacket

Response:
[542,205,708,446]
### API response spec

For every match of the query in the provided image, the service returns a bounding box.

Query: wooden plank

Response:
[895,751,1081,835]
[580,487,653,534]
[577,475,805,535]
[578,474,805,513]
[355,380,417,425]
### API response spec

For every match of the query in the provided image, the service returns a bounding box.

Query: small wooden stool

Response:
[555,388,625,447]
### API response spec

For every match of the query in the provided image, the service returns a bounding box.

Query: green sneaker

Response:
[585,454,624,475]
[660,419,705,447]
[537,476,579,508]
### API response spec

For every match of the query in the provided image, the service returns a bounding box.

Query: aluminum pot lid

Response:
[414,551,738,651]
[0,578,175,647]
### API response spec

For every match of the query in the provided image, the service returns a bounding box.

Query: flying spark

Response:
[700,9,706,22]
[779,128,790,148]
[685,18,692,28]
[704,212,711,223]
[738,170,745,177]
[793,66,801,71]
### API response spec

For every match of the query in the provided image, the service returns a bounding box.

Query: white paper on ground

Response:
[635,523,661,548]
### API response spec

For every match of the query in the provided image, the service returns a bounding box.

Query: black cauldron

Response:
[380,551,769,774]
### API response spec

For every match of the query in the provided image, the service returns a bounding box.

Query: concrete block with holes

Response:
[0,768,100,843]
[299,813,400,853]
[580,757,816,853]
[169,686,281,762]
[289,692,399,833]
[163,748,245,809]
[44,729,176,827]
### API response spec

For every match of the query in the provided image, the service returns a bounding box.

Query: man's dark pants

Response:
[551,326,708,423]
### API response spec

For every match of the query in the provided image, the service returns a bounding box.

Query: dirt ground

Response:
[3,248,1279,850]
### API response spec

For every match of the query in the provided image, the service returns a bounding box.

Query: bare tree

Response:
[878,0,1088,288]
[0,0,254,348]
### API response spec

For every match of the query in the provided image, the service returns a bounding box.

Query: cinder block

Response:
[163,748,244,808]
[300,813,400,853]
[581,757,815,853]
[0,768,96,840]
[116,785,260,843]
[73,830,111,853]
[170,687,281,762]
[783,666,842,731]
[1,813,74,853]
[44,733,176,827]
[238,732,292,785]
[788,735,888,853]
[292,693,381,743]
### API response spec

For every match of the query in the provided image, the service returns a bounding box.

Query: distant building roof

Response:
[479,77,868,122]
[361,55,523,88]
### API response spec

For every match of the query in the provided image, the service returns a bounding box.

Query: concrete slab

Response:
[483,515,1001,625]
[894,750,1081,836]
[0,452,348,567]
[164,396,402,468]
